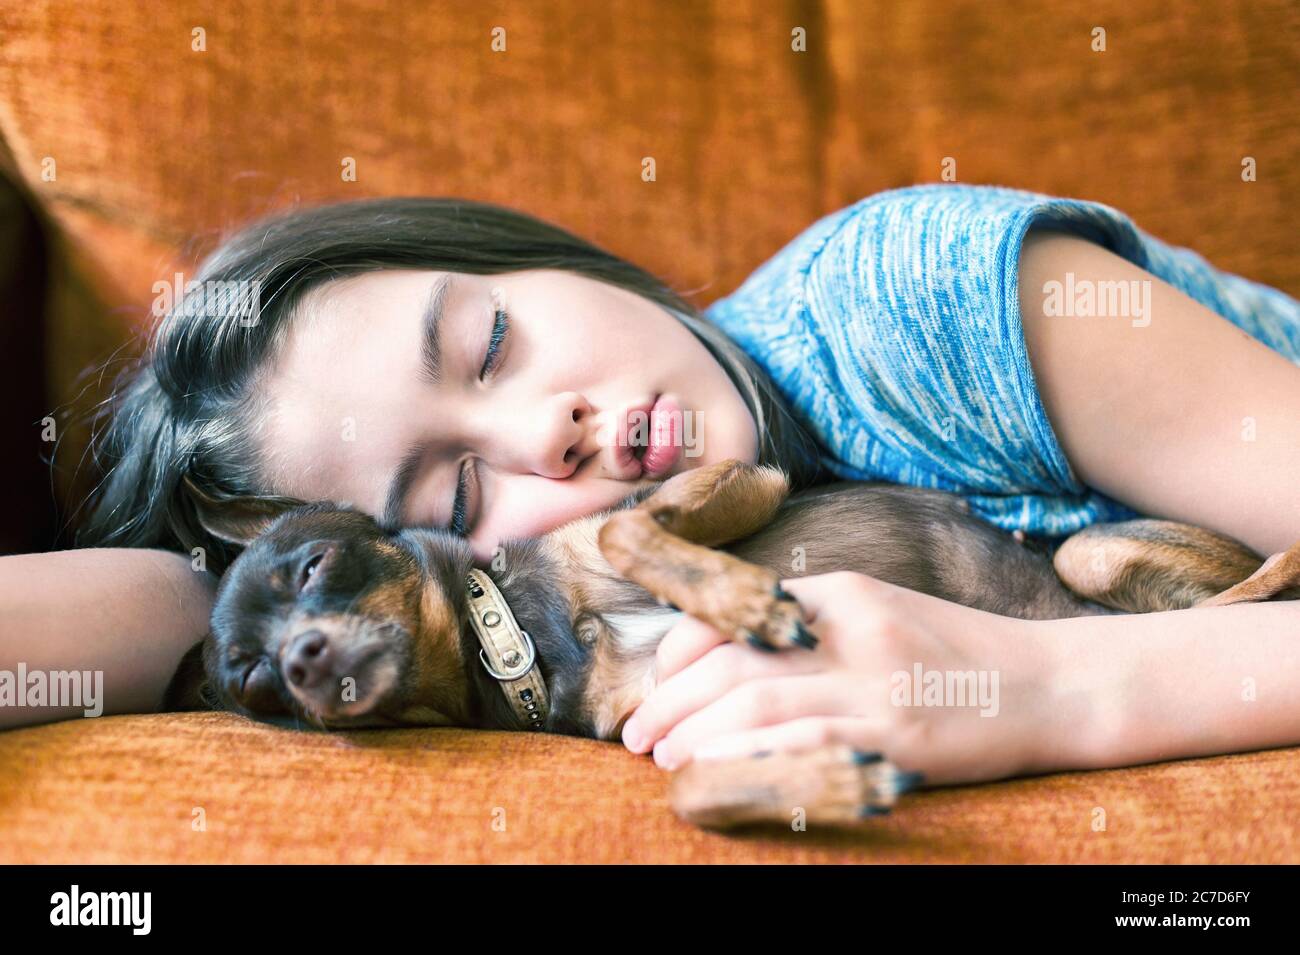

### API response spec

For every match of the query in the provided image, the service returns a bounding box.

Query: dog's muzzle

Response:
[465,569,550,730]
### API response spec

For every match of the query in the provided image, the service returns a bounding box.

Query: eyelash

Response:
[450,461,471,535]
[479,307,509,380]
[451,307,510,534]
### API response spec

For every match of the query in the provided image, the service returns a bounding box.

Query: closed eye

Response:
[479,306,509,379]
[449,458,479,536]
[240,659,264,696]
[238,658,287,715]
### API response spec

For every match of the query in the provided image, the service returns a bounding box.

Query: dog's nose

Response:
[284,629,331,688]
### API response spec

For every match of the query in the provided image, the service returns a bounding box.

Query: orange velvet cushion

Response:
[1,712,1295,863]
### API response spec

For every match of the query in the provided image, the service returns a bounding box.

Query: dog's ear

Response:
[183,475,296,546]
[162,639,216,712]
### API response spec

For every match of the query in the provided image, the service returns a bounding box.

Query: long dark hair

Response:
[78,197,825,570]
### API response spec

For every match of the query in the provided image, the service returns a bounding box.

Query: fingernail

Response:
[622,717,646,753]
[653,741,680,770]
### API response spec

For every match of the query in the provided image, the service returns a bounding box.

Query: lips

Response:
[604,394,685,480]
[640,394,683,478]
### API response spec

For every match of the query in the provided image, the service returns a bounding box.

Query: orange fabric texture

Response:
[2,713,1296,864]
[0,1,1297,862]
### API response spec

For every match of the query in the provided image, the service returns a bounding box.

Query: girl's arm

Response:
[0,549,215,729]
[622,235,1300,776]
[1033,599,1300,772]
[1019,231,1300,555]
[621,574,1300,784]
[1012,233,1300,766]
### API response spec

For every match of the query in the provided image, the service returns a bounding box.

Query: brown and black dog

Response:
[168,460,1300,828]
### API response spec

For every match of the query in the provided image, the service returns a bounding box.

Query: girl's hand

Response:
[620,571,1073,786]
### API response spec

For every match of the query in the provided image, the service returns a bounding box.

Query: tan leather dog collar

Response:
[466,569,548,730]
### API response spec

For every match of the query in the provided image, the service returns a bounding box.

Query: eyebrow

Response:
[380,274,453,528]
[419,274,453,386]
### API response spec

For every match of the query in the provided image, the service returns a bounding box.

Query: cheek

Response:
[700,394,760,467]
[467,476,646,562]
[528,326,627,390]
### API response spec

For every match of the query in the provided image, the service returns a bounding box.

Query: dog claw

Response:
[852,750,883,765]
[894,770,926,794]
[859,804,891,818]
[791,621,818,650]
[708,570,812,653]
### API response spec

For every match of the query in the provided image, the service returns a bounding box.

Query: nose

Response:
[495,391,596,479]
[284,629,331,689]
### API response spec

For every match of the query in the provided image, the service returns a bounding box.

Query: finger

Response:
[621,641,820,754]
[690,717,882,763]
[654,614,731,684]
[652,673,852,770]
[784,571,969,632]
[778,571,879,626]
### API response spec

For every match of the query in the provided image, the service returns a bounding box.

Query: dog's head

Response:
[178,489,478,730]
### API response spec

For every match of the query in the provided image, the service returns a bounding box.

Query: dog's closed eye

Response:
[240,658,287,714]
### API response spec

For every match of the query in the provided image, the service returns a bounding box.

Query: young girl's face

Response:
[252,269,759,562]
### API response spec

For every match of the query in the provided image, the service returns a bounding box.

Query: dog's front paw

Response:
[669,745,924,829]
[709,565,814,651]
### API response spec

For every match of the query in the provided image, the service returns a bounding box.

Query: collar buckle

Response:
[478,630,537,681]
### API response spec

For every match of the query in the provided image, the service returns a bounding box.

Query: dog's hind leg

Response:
[668,745,923,829]
[597,459,811,649]
[1195,542,1300,607]
[1053,520,1299,612]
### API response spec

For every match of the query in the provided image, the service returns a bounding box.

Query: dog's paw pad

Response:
[740,585,811,651]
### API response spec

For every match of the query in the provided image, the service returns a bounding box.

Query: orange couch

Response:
[3,712,1297,864]
[1,0,1297,862]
